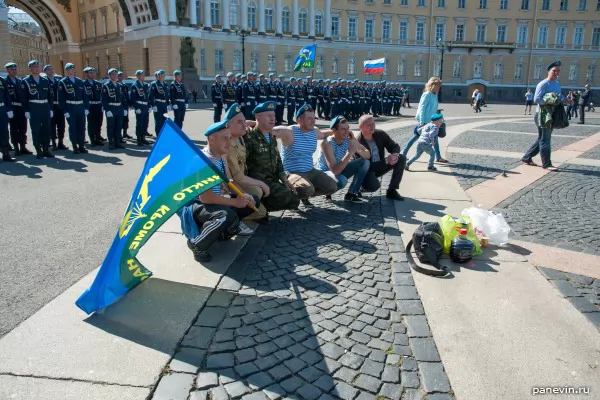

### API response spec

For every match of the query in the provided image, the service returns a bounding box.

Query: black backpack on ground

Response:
[405,222,448,276]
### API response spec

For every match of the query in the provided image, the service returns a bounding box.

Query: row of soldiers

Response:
[0,60,189,161]
[211,72,411,125]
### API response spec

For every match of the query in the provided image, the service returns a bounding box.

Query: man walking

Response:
[577,84,592,125]
[21,60,54,159]
[170,70,188,129]
[5,62,31,155]
[101,68,126,150]
[43,65,67,150]
[58,63,90,154]
[83,67,105,146]
[130,70,151,146]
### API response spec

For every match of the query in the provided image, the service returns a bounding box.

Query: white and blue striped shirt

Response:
[203,148,226,195]
[317,137,349,172]
[281,126,317,174]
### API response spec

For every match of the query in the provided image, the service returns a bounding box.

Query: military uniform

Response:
[130,74,151,146]
[257,80,268,104]
[21,70,54,158]
[274,77,286,125]
[242,78,257,120]
[149,73,170,135]
[58,71,90,152]
[0,76,15,161]
[47,74,66,149]
[170,72,188,129]
[221,81,237,111]
[329,84,339,118]
[286,80,296,124]
[211,78,223,122]
[244,125,299,211]
[101,74,126,149]
[5,74,30,154]
[84,74,105,145]
[323,82,331,119]
[118,77,131,140]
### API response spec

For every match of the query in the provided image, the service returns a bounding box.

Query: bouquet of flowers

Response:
[540,92,562,128]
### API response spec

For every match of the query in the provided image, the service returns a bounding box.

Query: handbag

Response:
[438,122,447,138]
[551,104,570,130]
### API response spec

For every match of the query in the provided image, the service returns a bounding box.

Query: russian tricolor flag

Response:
[364,58,385,74]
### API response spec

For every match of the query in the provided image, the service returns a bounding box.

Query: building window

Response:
[517,25,528,44]
[435,23,445,41]
[560,0,568,9]
[211,0,220,25]
[593,27,600,46]
[569,64,578,81]
[284,54,292,72]
[299,9,307,34]
[501,0,508,9]
[586,64,595,82]
[515,63,524,79]
[316,56,324,73]
[200,48,206,73]
[474,60,482,78]
[250,52,258,71]
[331,16,340,36]
[102,14,108,36]
[332,56,339,74]
[458,0,466,8]
[497,25,507,43]
[282,7,291,32]
[537,25,548,46]
[267,54,275,71]
[416,22,425,41]
[418,0,426,6]
[453,60,461,78]
[400,0,408,4]
[348,58,355,75]
[365,19,374,39]
[578,0,587,10]
[229,0,238,26]
[315,11,323,35]
[398,60,405,76]
[438,0,446,7]
[117,53,122,70]
[555,26,567,47]
[248,2,256,29]
[96,56,100,71]
[455,24,465,41]
[384,0,391,3]
[414,60,422,77]
[476,24,486,42]
[433,59,441,76]
[542,0,551,10]
[215,49,224,72]
[92,17,97,38]
[383,62,389,76]
[233,49,242,71]
[479,0,488,8]
[573,27,584,46]
[534,64,543,79]
[382,20,391,41]
[521,0,530,9]
[597,0,600,10]
[399,21,408,42]
[348,17,357,38]
[265,6,273,31]
[81,18,87,40]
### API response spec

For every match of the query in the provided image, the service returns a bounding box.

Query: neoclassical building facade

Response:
[1,0,599,101]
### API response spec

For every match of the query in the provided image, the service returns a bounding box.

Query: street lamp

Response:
[435,40,446,103]
[235,28,250,73]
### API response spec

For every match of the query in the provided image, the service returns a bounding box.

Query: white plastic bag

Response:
[461,207,511,246]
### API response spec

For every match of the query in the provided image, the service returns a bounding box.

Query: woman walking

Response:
[565,91,574,120]
[401,77,447,163]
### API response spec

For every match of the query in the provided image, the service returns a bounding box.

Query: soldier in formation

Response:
[58,63,89,154]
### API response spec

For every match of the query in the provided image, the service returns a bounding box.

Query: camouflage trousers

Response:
[260,180,300,211]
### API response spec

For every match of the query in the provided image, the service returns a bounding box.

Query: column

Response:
[189,0,198,26]
[292,0,299,37]
[309,0,315,38]
[324,0,331,39]
[204,0,212,30]
[276,0,283,36]
[258,0,265,34]
[223,0,230,31]
[169,0,178,24]
[241,0,248,30]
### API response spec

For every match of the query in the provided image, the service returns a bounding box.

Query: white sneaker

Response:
[237,222,254,236]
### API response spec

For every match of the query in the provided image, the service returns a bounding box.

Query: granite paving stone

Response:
[449,129,578,153]
[419,362,452,393]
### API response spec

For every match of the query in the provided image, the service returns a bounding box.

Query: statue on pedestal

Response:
[176,0,188,25]
[180,37,196,69]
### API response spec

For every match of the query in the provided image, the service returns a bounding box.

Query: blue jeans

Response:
[407,142,435,168]
[335,159,370,194]
[522,113,553,168]
[402,130,441,160]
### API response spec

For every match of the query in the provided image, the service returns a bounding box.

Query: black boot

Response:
[42,145,55,158]
[79,145,89,154]
[2,148,16,162]
[73,144,80,154]
[35,145,44,159]
[20,144,33,155]
[108,141,116,150]
[52,139,58,150]
[57,139,68,150]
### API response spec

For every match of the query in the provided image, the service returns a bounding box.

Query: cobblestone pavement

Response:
[478,122,600,137]
[537,267,600,329]
[152,180,454,400]
[495,164,600,254]
[446,153,522,190]
[449,130,579,153]
[579,145,600,160]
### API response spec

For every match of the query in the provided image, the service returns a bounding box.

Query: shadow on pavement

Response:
[62,151,124,165]
[394,197,447,226]
[22,157,88,172]
[0,161,43,178]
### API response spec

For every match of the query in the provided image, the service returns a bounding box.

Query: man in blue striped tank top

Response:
[317,116,371,203]
[272,104,338,207]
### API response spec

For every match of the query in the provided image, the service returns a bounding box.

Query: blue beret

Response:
[329,115,347,129]
[227,72,234,77]
[247,71,255,76]
[306,76,312,79]
[259,74,264,78]
[295,104,314,119]
[117,71,124,76]
[205,120,229,137]
[318,79,323,82]
[158,70,166,75]
[241,74,247,79]
[42,65,52,72]
[269,73,275,77]
[135,70,144,76]
[65,63,75,70]
[290,77,296,81]
[547,60,561,71]
[108,68,118,74]
[215,74,222,78]
[431,113,444,122]
[83,67,94,72]
[298,78,303,82]
[325,79,330,83]
[5,62,17,68]
[235,73,242,78]
[278,74,285,78]
[173,70,182,76]
[224,103,243,121]
[28,60,40,67]
[253,101,276,115]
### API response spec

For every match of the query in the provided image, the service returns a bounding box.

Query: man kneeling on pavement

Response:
[177,120,259,263]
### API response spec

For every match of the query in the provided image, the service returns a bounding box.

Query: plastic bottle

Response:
[450,228,474,263]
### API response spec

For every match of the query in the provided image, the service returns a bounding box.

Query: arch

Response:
[120,1,167,28]
[9,0,72,45]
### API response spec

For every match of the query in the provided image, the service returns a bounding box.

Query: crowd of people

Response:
[0,60,190,162]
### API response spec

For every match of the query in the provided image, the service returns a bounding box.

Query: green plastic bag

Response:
[440,215,482,256]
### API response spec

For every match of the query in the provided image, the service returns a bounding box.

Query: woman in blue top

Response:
[401,77,447,163]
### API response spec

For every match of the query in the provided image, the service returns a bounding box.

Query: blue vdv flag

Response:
[76,119,225,314]
[294,44,317,71]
